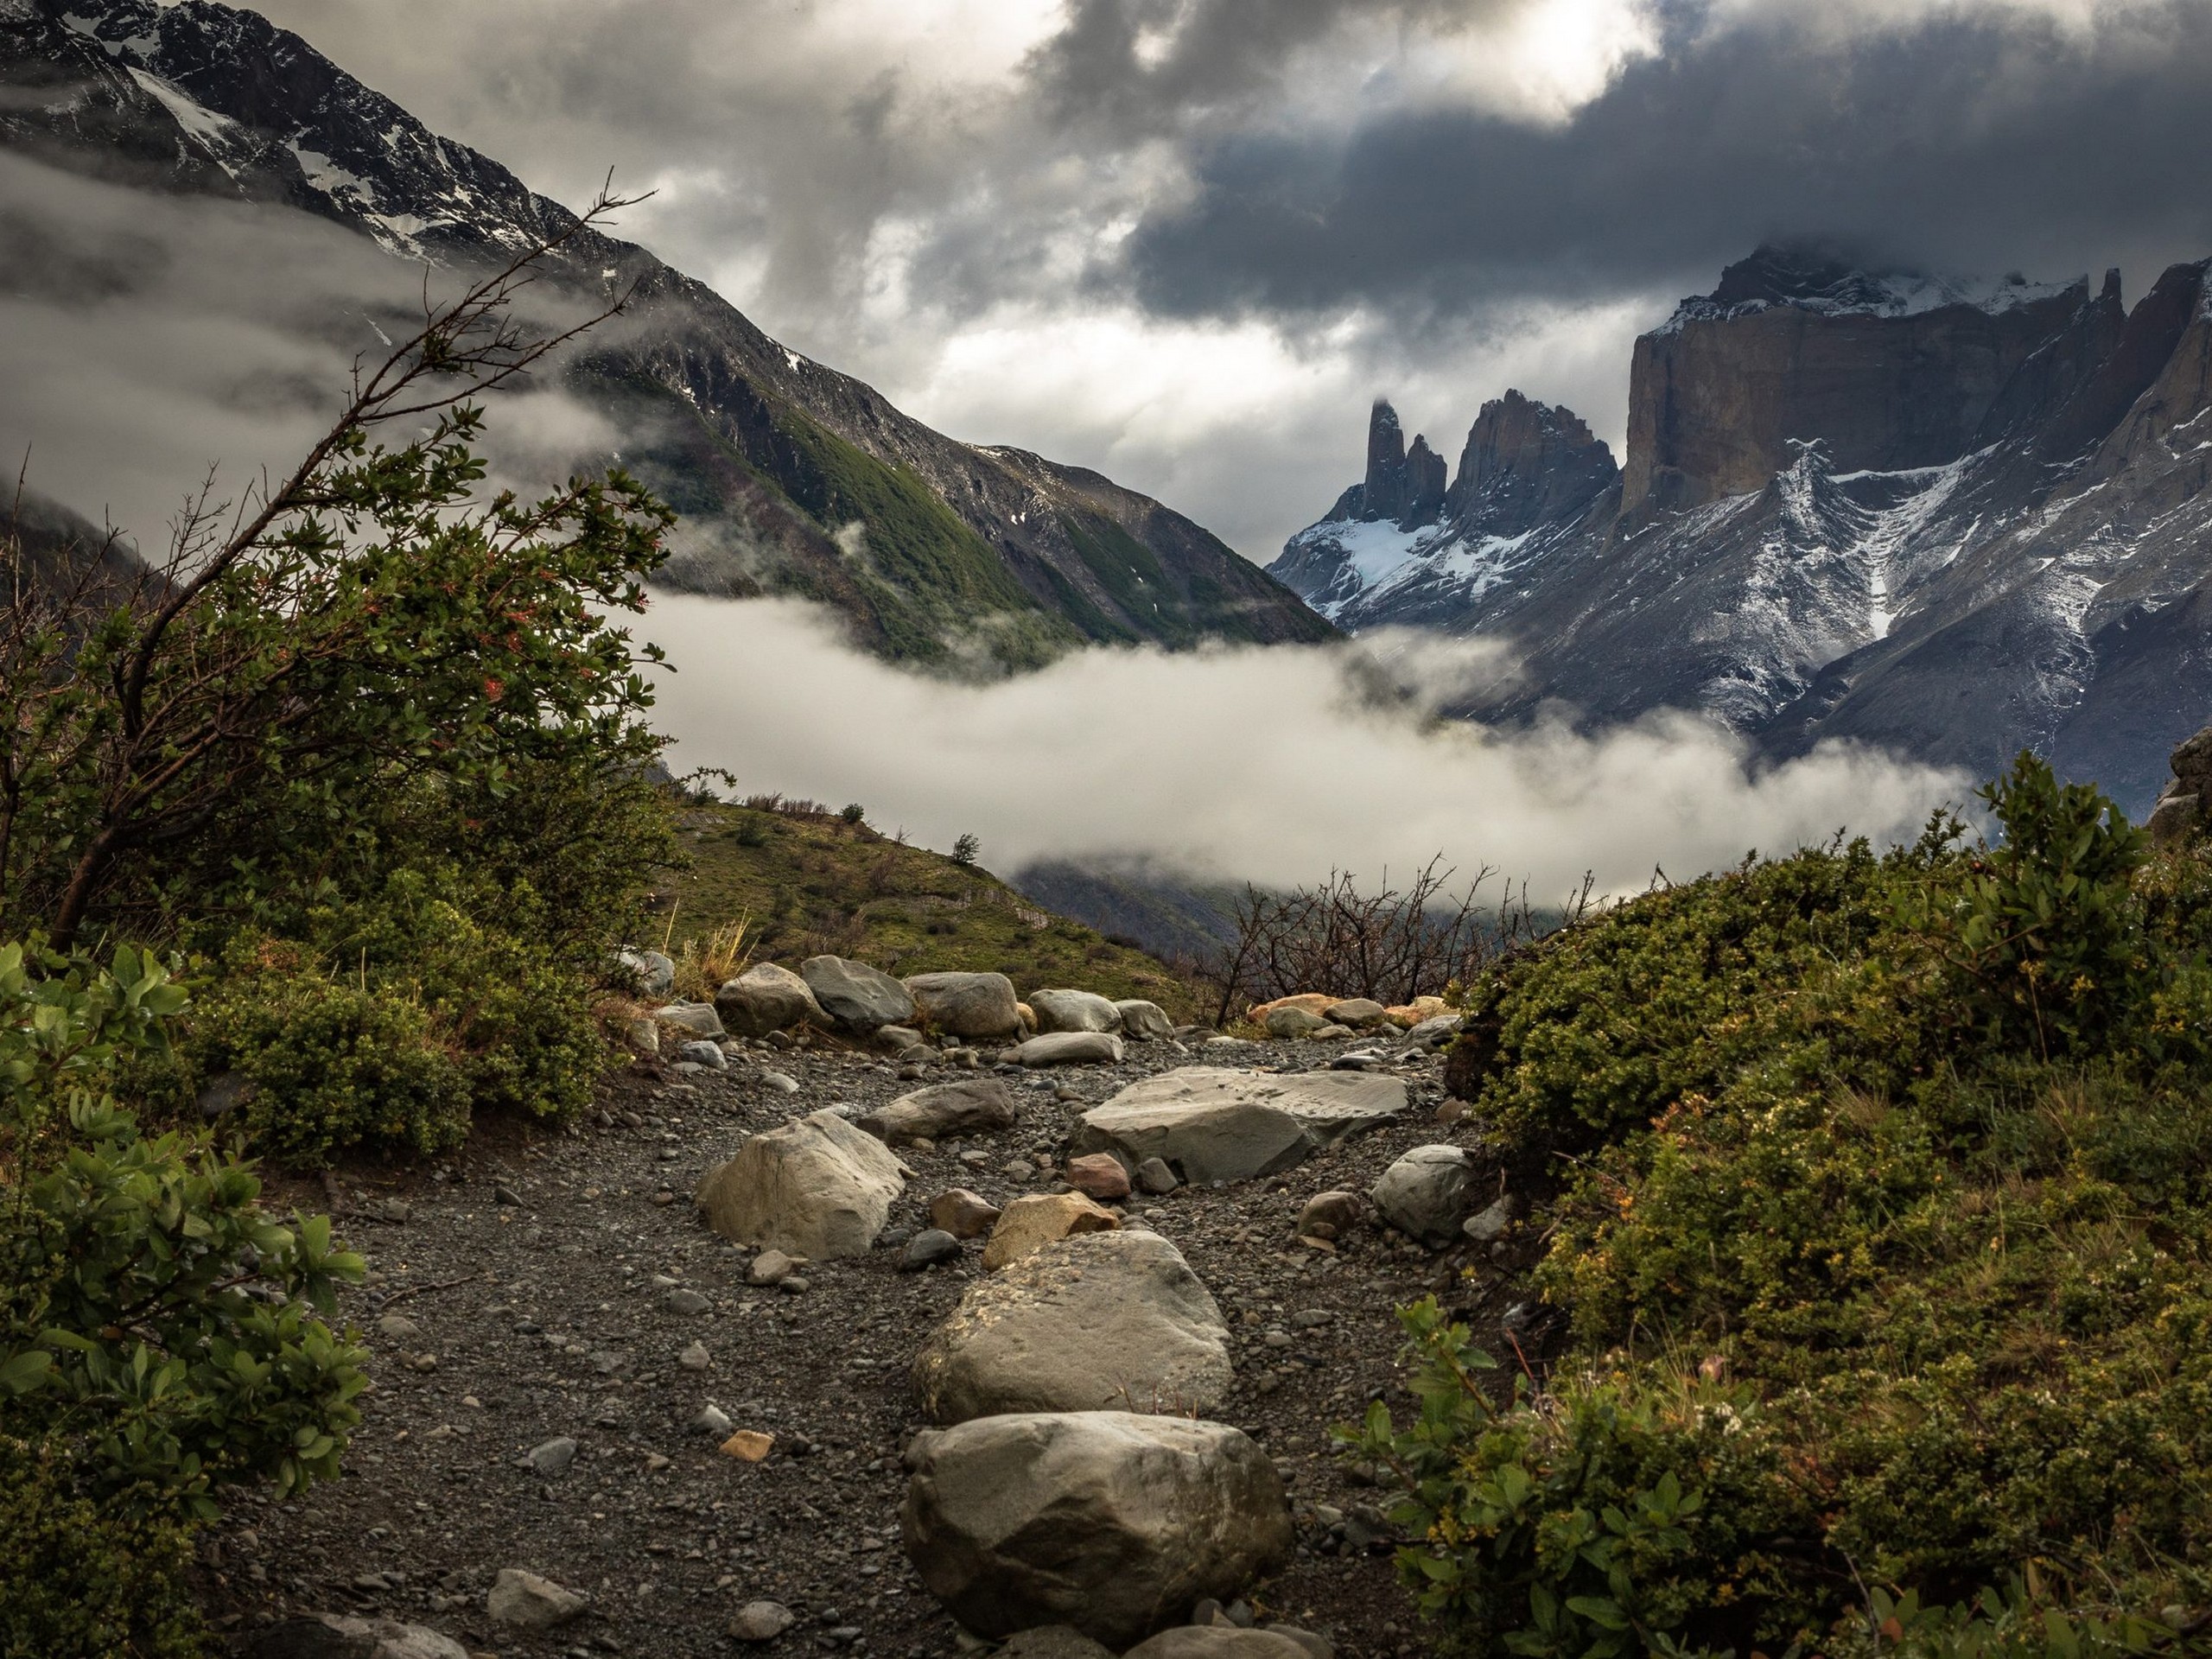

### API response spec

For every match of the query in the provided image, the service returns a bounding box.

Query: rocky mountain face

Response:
[0,0,1332,671]
[1272,243,2212,812]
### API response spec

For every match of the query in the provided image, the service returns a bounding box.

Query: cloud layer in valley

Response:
[641,594,1967,899]
[239,0,2212,556]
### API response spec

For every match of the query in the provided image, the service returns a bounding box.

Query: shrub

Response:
[1399,764,2212,1652]
[842,802,867,825]
[951,832,982,868]
[0,941,365,1656]
[0,1433,206,1659]
[173,866,605,1162]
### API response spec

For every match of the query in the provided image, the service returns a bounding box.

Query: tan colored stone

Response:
[1064,1154,1132,1202]
[1244,994,1337,1027]
[981,1192,1120,1270]
[721,1430,774,1462]
[928,1188,1003,1240]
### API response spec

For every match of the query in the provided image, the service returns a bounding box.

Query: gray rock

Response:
[801,955,916,1032]
[662,1287,711,1316]
[615,948,676,999]
[694,1109,907,1260]
[1297,1192,1363,1236]
[1113,1000,1176,1042]
[1124,1631,1325,1659]
[1370,1144,1475,1248]
[1403,1014,1462,1049]
[677,1039,728,1070]
[1136,1156,1180,1195]
[243,1614,469,1659]
[1264,1006,1328,1039]
[995,1626,1117,1659]
[900,1411,1293,1648]
[1322,998,1389,1027]
[374,1313,421,1343]
[875,1023,922,1050]
[692,1402,734,1436]
[899,1228,962,1271]
[1029,988,1124,1033]
[1070,1068,1408,1185]
[1015,1032,1125,1067]
[905,971,1024,1039]
[912,1230,1232,1424]
[678,1340,711,1370]
[485,1567,586,1628]
[758,1069,801,1094]
[857,1077,1020,1143]
[655,1001,726,1039]
[1463,1193,1517,1244]
[715,963,824,1038]
[747,1249,798,1286]
[728,1600,796,1643]
[525,1437,576,1477]
[626,1018,660,1057]
[1328,1048,1386,1071]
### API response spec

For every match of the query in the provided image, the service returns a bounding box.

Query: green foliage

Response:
[176,865,603,1162]
[951,832,982,868]
[1399,763,2212,1652]
[0,942,364,1654]
[0,1432,206,1659]
[841,802,867,825]
[1899,753,2150,1054]
[0,944,366,1519]
[1344,1300,1796,1659]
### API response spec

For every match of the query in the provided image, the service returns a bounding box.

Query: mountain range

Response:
[1274,243,2212,815]
[0,0,1333,671]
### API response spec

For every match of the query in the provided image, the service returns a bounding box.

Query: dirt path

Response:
[204,1037,1529,1659]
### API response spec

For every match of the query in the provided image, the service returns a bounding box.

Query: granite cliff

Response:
[1274,244,2212,813]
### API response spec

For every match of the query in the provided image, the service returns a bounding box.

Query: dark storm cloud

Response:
[1120,3,2212,325]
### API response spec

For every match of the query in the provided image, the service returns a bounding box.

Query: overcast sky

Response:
[200,0,2212,556]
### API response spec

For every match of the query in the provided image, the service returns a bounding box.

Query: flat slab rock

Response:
[1069,1067,1408,1185]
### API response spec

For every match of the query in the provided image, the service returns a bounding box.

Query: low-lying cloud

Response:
[641,594,1968,899]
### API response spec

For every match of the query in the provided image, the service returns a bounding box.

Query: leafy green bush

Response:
[1394,756,2212,1652]
[0,941,365,1656]
[0,1433,205,1659]
[176,864,605,1162]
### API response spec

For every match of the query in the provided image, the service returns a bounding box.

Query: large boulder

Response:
[1264,1006,1328,1039]
[1114,1001,1176,1042]
[1014,1032,1124,1067]
[1369,1144,1475,1248]
[858,1077,1020,1144]
[715,963,825,1038]
[801,955,917,1032]
[1070,1069,1407,1185]
[1322,998,1389,1028]
[906,971,1024,1039]
[913,1230,1232,1424]
[1030,988,1123,1033]
[901,1412,1293,1648]
[982,1192,1121,1270]
[1245,994,1335,1027]
[694,1109,906,1259]
[656,1001,725,1039]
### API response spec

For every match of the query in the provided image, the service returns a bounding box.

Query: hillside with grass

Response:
[650,796,1205,1020]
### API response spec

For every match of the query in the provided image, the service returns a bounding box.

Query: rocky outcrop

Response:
[1623,245,2089,518]
[2146,726,2212,842]
[1446,391,1620,533]
[1273,240,2212,814]
[900,1412,1294,1647]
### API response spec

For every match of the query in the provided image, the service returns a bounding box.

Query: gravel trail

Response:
[204,1037,1532,1659]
